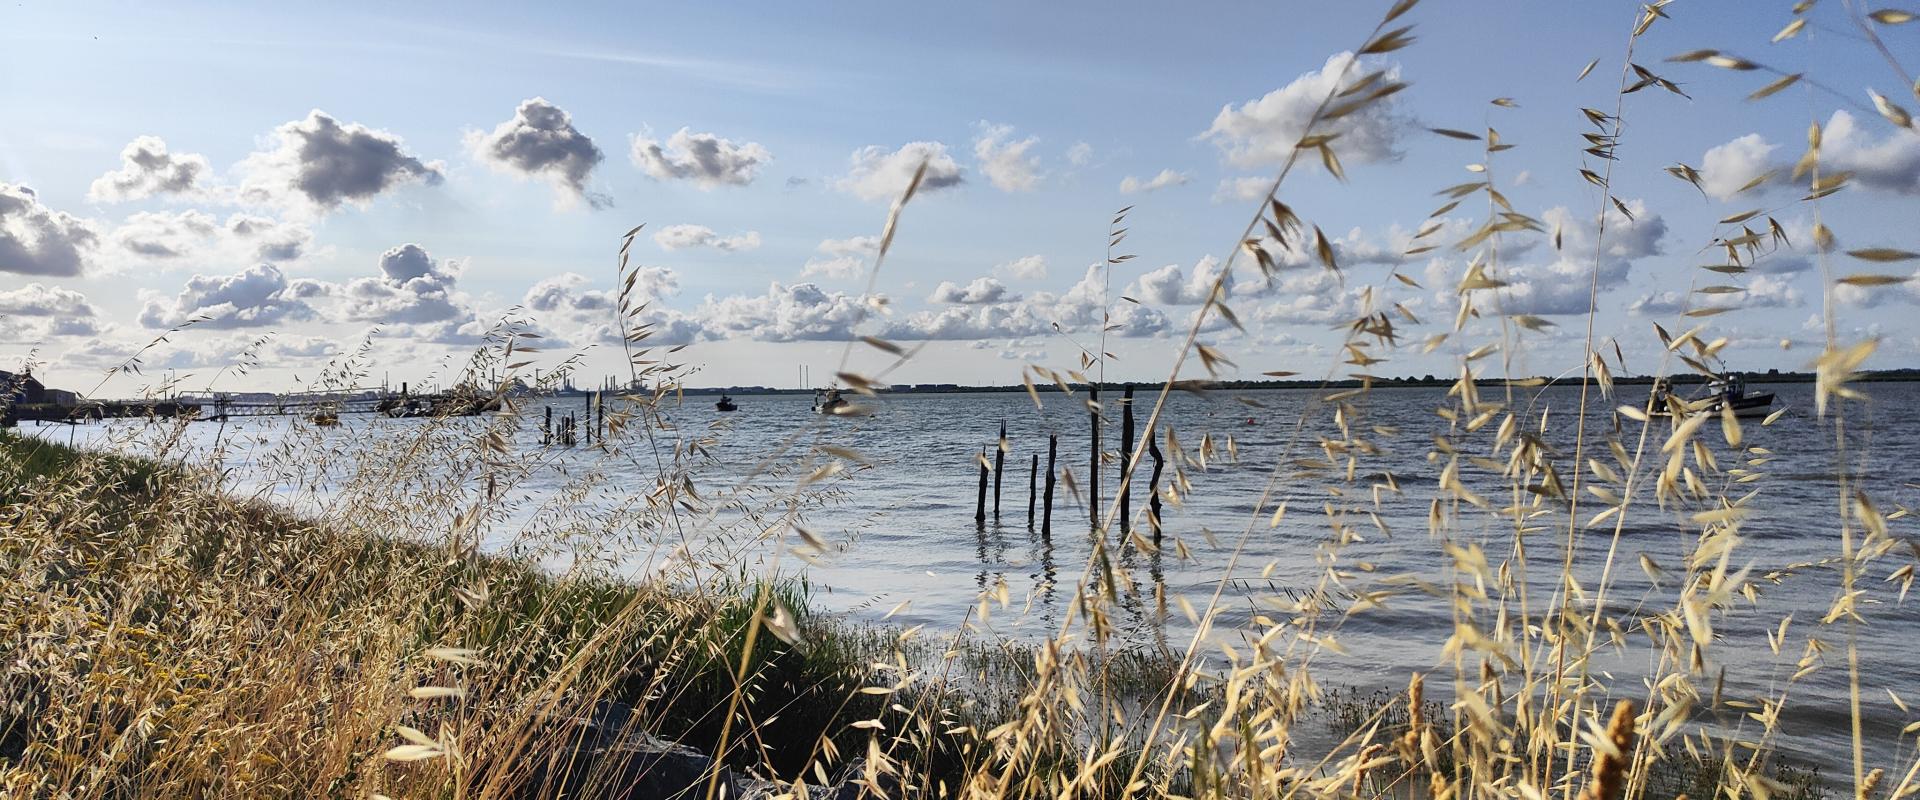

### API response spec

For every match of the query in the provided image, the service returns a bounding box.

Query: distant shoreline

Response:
[664,369,1918,396]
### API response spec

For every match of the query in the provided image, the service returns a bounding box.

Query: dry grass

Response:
[7,1,1920,798]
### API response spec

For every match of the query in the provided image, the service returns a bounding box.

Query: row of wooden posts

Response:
[542,393,606,447]
[975,385,1166,542]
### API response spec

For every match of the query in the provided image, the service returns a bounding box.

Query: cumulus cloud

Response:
[88,136,211,202]
[1119,169,1190,194]
[1446,201,1667,317]
[1066,142,1094,167]
[237,111,443,214]
[0,282,104,340]
[652,223,762,252]
[110,210,312,265]
[468,97,608,208]
[802,236,878,280]
[837,142,964,201]
[1135,256,1230,305]
[1203,51,1407,169]
[973,122,1041,192]
[139,263,318,329]
[1,183,101,277]
[523,270,700,346]
[630,127,771,188]
[1699,133,1776,200]
[1631,274,1805,316]
[697,282,872,341]
[994,254,1048,281]
[335,244,466,324]
[1821,110,1920,194]
[928,276,1015,305]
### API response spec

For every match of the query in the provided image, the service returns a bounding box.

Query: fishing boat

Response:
[811,388,849,415]
[1650,373,1776,419]
[715,395,738,412]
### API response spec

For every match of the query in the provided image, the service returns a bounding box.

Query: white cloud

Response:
[994,254,1048,281]
[523,270,700,346]
[630,127,770,188]
[109,210,312,265]
[973,122,1041,192]
[1119,169,1190,194]
[237,110,444,214]
[1699,133,1777,201]
[1630,274,1805,316]
[802,236,878,279]
[0,282,98,318]
[139,263,318,329]
[1203,51,1407,169]
[468,97,608,209]
[335,244,466,324]
[1135,256,1229,305]
[696,281,872,341]
[1,183,101,277]
[836,141,964,201]
[928,276,1015,305]
[1821,110,1920,194]
[1066,142,1093,167]
[88,136,211,202]
[652,223,762,252]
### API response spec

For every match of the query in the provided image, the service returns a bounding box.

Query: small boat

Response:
[311,410,340,427]
[812,388,849,415]
[715,395,738,412]
[1650,373,1776,419]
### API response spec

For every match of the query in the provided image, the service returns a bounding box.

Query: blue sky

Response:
[3,1,1918,393]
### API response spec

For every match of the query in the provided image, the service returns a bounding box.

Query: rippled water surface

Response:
[28,380,1920,773]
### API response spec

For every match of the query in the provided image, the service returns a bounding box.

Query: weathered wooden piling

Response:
[1042,434,1057,537]
[1027,452,1038,528]
[1119,384,1134,537]
[1088,385,1100,527]
[974,446,989,523]
[993,421,1006,520]
[1148,428,1165,543]
[584,393,593,445]
[543,405,553,446]
[596,392,605,439]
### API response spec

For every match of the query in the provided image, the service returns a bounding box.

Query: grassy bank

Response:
[0,430,1206,797]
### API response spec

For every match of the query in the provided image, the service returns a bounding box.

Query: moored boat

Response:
[1650,373,1776,419]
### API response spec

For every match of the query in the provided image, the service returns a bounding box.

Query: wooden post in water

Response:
[992,421,1006,521]
[1088,385,1100,527]
[596,392,605,438]
[543,405,553,446]
[1119,384,1134,538]
[974,447,989,523]
[1027,452,1038,528]
[1148,428,1165,543]
[583,393,593,445]
[1042,434,1057,537]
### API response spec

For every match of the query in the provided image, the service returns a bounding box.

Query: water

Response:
[24,380,1920,775]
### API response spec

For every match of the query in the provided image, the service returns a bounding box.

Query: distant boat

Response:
[812,388,849,416]
[715,395,738,412]
[1651,373,1776,419]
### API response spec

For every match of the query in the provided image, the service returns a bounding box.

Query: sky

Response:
[3,1,1919,395]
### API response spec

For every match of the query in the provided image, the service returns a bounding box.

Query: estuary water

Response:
[24,380,1920,775]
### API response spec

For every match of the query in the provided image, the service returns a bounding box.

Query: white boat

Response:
[1650,374,1776,419]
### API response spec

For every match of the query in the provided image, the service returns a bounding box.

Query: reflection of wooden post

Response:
[1088,386,1100,527]
[1027,453,1038,528]
[993,422,1006,521]
[1119,385,1134,538]
[1042,435,1057,537]
[1148,428,1165,543]
[974,447,988,523]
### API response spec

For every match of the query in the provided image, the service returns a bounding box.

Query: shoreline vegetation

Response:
[0,430,1834,800]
